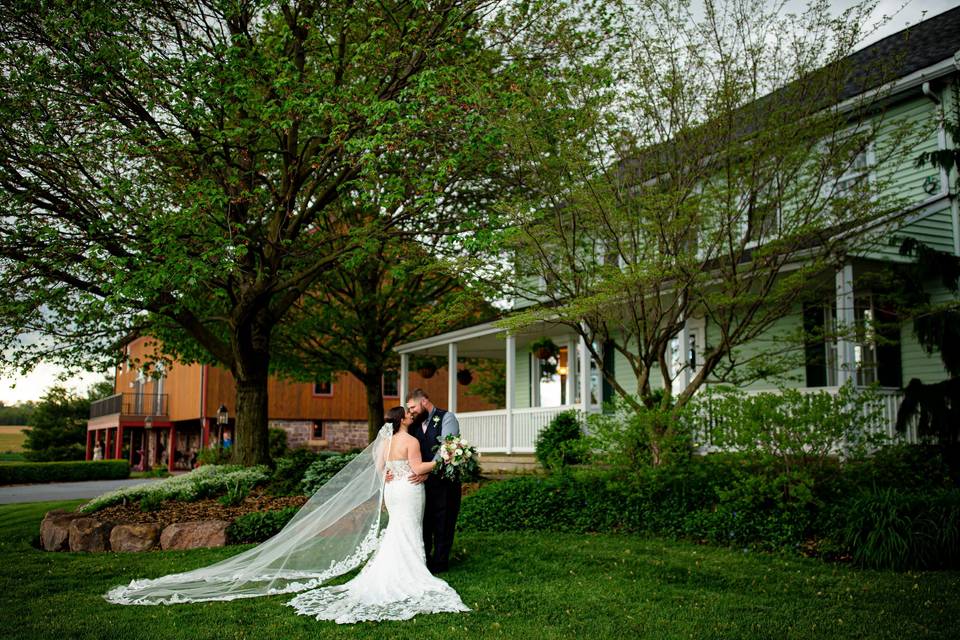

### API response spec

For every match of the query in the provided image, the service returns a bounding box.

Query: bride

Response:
[103,406,470,624]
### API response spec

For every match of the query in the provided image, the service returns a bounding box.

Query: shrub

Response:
[0,459,129,485]
[265,449,322,496]
[829,487,960,570]
[228,506,300,544]
[197,446,232,466]
[460,457,817,551]
[586,398,695,469]
[459,472,640,534]
[300,453,359,495]
[699,381,890,475]
[535,411,584,470]
[79,464,269,513]
[269,428,288,460]
[139,492,164,512]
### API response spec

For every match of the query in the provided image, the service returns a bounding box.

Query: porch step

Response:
[478,453,542,474]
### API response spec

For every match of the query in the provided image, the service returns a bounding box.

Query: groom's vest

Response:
[413,407,447,464]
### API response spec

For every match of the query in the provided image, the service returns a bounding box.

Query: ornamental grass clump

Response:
[78,464,270,513]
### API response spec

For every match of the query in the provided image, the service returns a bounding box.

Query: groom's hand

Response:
[385,469,394,483]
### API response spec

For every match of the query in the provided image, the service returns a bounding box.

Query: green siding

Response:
[872,96,942,206]
[900,280,957,384]
[611,333,666,397]
[859,205,956,261]
[514,348,531,409]
[705,306,807,391]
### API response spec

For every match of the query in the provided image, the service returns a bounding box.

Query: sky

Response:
[0,0,958,406]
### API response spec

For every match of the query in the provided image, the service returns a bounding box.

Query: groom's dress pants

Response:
[423,476,462,571]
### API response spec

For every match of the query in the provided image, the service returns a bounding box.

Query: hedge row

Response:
[0,459,130,485]
[457,466,960,571]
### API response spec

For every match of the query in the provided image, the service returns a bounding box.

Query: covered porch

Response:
[395,320,602,453]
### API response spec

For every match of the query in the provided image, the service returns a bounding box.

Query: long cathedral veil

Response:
[103,424,393,605]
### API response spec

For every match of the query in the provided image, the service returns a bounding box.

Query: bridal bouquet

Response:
[433,435,480,483]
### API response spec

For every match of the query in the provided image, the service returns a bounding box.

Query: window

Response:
[803,296,900,388]
[821,135,874,200]
[313,380,333,396]
[804,303,838,387]
[854,295,902,387]
[735,180,782,249]
[312,422,325,439]
[383,371,399,397]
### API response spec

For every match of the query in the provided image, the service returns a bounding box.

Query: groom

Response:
[405,388,462,574]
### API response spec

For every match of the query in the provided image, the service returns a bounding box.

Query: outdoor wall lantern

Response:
[217,404,229,448]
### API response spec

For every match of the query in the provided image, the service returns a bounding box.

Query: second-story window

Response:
[313,380,333,396]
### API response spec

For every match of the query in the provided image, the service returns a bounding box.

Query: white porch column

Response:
[505,333,516,454]
[579,331,591,415]
[835,263,856,386]
[678,316,692,391]
[399,353,409,403]
[447,342,458,413]
[531,354,541,408]
[565,335,578,406]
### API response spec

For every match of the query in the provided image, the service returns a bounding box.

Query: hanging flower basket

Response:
[411,356,439,379]
[456,369,473,385]
[530,336,560,361]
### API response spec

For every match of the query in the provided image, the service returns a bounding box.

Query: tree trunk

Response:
[234,376,271,466]
[231,317,273,467]
[364,372,386,443]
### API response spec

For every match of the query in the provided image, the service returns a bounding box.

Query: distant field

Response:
[0,426,29,453]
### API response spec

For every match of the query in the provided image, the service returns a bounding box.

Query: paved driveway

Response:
[0,478,166,504]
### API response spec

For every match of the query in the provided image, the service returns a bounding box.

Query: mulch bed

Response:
[86,487,309,530]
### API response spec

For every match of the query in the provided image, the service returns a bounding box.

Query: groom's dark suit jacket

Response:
[412,407,446,470]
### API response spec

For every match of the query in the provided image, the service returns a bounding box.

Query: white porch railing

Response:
[459,405,595,453]
[461,387,917,455]
[692,386,918,449]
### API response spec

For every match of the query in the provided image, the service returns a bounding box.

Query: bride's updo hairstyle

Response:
[386,406,406,434]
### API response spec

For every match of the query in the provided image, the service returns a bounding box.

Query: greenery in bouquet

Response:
[432,435,480,483]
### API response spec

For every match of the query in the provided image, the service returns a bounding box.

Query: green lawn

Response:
[1,500,958,640]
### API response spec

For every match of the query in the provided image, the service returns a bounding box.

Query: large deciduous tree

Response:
[0,0,505,465]
[486,0,915,422]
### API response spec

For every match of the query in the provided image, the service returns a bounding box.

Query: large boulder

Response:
[110,523,162,553]
[40,510,86,552]
[68,517,114,552]
[160,520,230,551]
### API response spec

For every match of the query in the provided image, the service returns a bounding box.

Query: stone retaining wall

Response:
[40,509,230,553]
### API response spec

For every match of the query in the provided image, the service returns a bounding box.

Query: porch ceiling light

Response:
[217,404,229,426]
[144,415,153,430]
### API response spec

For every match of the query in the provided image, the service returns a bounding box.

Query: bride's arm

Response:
[407,441,437,476]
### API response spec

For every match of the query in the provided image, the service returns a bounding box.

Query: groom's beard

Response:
[412,412,428,430]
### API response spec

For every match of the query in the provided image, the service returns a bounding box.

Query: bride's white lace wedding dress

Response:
[285,459,470,623]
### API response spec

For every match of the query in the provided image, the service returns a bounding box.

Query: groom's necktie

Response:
[423,409,432,434]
